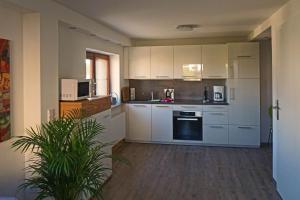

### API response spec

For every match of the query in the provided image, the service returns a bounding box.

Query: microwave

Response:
[60,79,90,101]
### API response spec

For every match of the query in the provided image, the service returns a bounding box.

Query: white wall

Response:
[59,24,128,97]
[0,2,24,199]
[250,0,300,199]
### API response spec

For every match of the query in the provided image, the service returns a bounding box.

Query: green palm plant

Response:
[11,110,113,200]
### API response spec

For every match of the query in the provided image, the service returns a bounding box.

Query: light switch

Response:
[47,109,56,122]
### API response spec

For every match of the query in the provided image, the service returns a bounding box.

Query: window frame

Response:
[86,52,111,95]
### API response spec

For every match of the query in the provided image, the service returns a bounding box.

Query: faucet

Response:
[151,91,154,101]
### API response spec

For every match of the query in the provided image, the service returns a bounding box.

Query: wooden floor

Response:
[103,143,281,200]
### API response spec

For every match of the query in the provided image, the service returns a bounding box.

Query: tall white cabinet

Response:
[227,43,260,146]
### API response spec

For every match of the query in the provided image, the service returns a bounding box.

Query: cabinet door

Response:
[128,104,152,141]
[228,58,260,79]
[123,47,129,79]
[151,105,173,142]
[203,112,228,125]
[129,47,151,79]
[228,43,259,59]
[229,125,260,146]
[151,46,174,79]
[202,45,228,79]
[94,109,112,176]
[174,45,202,79]
[204,125,228,145]
[227,79,260,126]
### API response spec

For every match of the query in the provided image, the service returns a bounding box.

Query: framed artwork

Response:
[0,38,10,142]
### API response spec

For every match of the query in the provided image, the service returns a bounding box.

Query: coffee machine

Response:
[213,86,225,102]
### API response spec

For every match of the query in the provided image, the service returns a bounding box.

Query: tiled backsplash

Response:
[129,79,226,101]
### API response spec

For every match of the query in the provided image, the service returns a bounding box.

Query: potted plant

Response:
[12,110,117,200]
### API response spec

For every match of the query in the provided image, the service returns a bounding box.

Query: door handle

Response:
[273,99,280,120]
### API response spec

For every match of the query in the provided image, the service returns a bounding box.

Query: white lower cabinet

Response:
[151,105,173,142]
[229,125,260,146]
[204,125,228,145]
[127,104,152,141]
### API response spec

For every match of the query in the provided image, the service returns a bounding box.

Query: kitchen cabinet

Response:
[123,47,129,79]
[173,45,202,79]
[202,45,228,79]
[173,104,203,111]
[229,125,260,146]
[228,58,260,79]
[228,42,259,59]
[129,47,151,79]
[203,112,228,125]
[227,79,260,126]
[151,105,173,142]
[151,46,174,79]
[92,109,112,177]
[204,125,228,145]
[127,104,152,141]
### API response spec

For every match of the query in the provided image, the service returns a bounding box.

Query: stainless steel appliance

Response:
[60,79,90,101]
[173,111,203,141]
[213,86,225,102]
[164,88,174,100]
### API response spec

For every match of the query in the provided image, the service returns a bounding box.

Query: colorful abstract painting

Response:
[0,38,10,142]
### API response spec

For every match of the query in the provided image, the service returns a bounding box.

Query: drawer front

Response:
[203,112,228,125]
[173,105,203,111]
[203,105,228,112]
[204,125,228,145]
[229,125,260,146]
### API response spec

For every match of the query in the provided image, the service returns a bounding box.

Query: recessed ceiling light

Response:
[176,24,200,31]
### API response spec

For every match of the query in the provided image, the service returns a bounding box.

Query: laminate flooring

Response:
[103,143,281,200]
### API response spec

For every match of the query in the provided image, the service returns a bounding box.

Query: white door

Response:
[173,45,202,79]
[272,12,300,200]
[129,47,151,79]
[151,46,174,79]
[228,58,260,79]
[151,105,173,142]
[128,104,152,141]
[227,79,260,126]
[202,45,228,79]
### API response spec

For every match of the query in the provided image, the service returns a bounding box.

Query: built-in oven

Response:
[173,111,203,141]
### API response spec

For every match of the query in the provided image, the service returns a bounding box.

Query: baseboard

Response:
[272,178,284,200]
[112,139,125,153]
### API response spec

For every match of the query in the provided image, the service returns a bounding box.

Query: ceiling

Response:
[54,0,288,39]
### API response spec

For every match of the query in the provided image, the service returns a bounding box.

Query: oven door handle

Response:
[176,118,199,121]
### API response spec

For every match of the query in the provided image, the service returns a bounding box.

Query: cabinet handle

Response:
[238,126,253,129]
[156,75,169,78]
[181,106,197,108]
[177,118,198,121]
[210,107,226,109]
[207,75,223,78]
[104,115,110,119]
[230,88,235,101]
[237,55,252,58]
[208,113,225,116]
[135,75,147,78]
[209,126,224,129]
[156,105,170,108]
[133,105,147,107]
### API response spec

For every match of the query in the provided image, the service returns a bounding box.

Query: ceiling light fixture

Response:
[176,24,200,31]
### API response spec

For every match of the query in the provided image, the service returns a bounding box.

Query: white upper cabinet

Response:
[173,45,202,79]
[228,42,259,59]
[202,44,228,79]
[150,46,174,79]
[129,47,151,79]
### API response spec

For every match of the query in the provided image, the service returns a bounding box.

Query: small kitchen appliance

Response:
[130,88,136,101]
[213,86,225,102]
[163,88,175,102]
[60,79,90,101]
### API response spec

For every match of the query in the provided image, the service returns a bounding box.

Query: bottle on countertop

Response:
[204,86,209,102]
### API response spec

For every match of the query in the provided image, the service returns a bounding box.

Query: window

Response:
[86,52,110,96]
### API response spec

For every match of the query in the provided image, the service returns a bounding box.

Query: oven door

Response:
[173,112,203,141]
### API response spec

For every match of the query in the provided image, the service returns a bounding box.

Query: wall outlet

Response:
[47,109,56,122]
